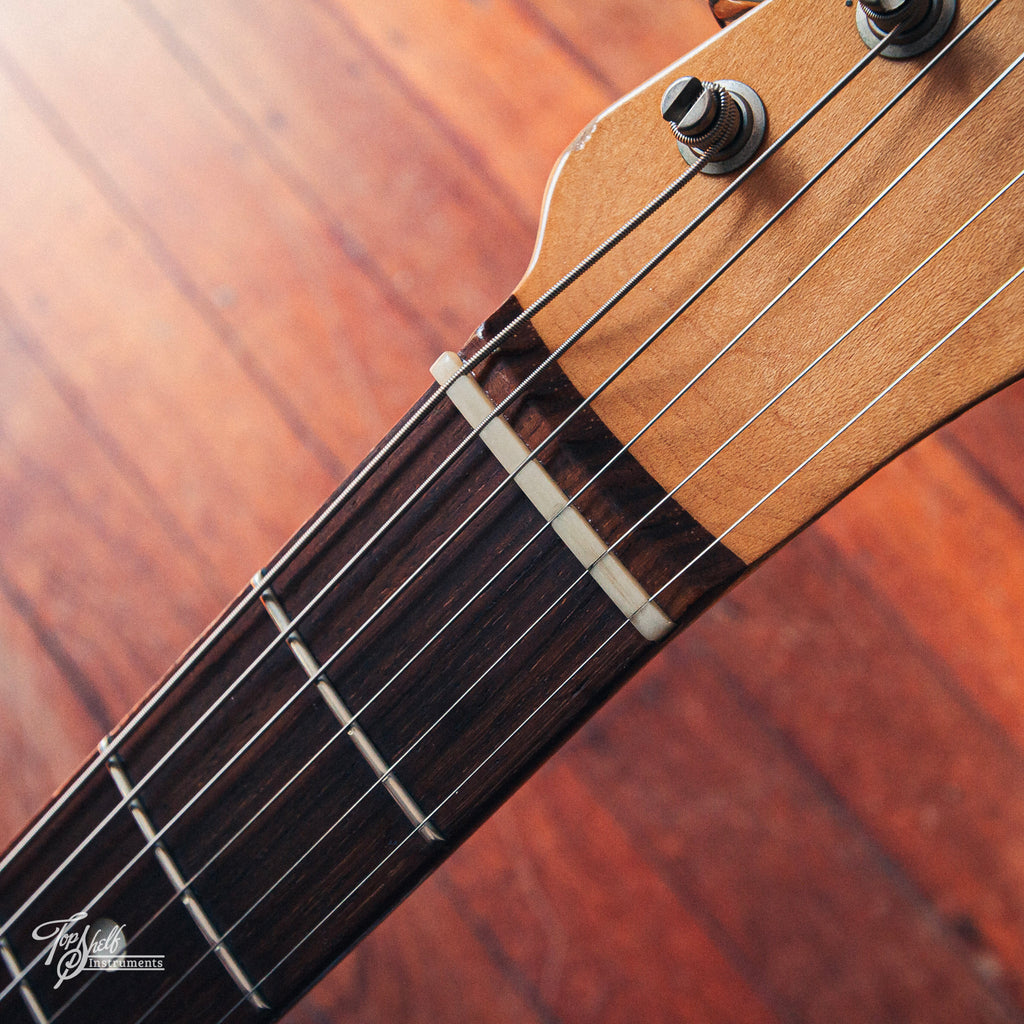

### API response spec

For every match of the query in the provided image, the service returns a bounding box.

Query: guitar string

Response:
[0,8,999,1003]
[85,156,1024,1024]
[0,156,715,892]
[45,56,1024,1020]
[205,260,1024,1024]
[0,14,912,949]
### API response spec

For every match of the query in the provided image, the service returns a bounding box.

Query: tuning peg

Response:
[660,77,767,176]
[661,77,706,127]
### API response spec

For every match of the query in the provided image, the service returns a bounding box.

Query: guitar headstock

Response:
[510,0,1024,566]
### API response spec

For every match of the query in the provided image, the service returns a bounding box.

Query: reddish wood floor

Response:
[1,1,1022,1021]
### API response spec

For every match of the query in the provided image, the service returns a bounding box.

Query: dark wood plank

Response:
[0,578,107,846]
[440,757,781,1024]
[507,0,721,97]
[575,636,1018,1023]
[0,318,223,691]
[693,525,1024,1011]
[127,0,535,342]
[0,0,426,474]
[310,0,613,216]
[945,385,1024,519]
[818,434,1024,749]
[0,62,336,591]
[302,873,554,1024]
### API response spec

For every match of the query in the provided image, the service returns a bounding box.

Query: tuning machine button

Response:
[855,0,957,59]
[661,77,767,176]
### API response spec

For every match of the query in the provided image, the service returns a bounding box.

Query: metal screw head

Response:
[660,77,705,125]
[669,79,768,176]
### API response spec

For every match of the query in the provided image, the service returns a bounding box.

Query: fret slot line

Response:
[0,936,50,1024]
[252,574,443,844]
[431,351,675,641]
[99,743,270,1012]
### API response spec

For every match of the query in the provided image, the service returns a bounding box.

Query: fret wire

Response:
[0,12,998,1012]
[57,131,1024,1024]
[209,261,1024,1024]
[0,16,911,960]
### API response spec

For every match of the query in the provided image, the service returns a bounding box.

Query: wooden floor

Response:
[1,1,1023,1021]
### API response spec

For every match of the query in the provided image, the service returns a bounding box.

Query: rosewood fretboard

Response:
[0,300,746,1024]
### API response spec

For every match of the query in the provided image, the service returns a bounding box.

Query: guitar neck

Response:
[0,301,747,1022]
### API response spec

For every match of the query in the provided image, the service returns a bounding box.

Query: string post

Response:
[856,0,957,58]
[661,77,767,175]
[660,76,705,126]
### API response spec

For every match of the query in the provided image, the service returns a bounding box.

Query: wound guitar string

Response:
[0,2,1012,1017]
[45,17,1023,1021]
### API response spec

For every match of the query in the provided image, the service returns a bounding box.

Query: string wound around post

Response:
[855,0,957,59]
[661,77,767,176]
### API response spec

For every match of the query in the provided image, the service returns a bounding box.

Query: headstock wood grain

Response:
[514,0,1024,568]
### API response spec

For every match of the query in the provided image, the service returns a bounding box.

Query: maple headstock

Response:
[511,0,1023,565]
